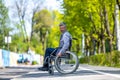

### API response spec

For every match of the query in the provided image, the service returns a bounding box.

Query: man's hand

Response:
[57,52,62,57]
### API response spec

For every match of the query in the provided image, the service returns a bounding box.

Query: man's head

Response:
[59,22,66,33]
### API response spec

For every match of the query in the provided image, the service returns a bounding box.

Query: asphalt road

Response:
[0,64,120,80]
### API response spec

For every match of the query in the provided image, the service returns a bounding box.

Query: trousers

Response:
[43,48,58,67]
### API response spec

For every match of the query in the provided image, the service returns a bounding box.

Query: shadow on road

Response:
[17,68,120,78]
[17,69,99,78]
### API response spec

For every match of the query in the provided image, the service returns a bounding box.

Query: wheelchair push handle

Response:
[72,38,78,40]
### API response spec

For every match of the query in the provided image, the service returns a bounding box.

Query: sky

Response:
[4,0,62,37]
[44,0,62,10]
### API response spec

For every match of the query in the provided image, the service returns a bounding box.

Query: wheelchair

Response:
[46,38,79,75]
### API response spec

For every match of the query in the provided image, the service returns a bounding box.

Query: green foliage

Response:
[31,9,53,54]
[111,51,120,66]
[0,1,77,56]
[47,27,59,48]
[80,51,120,67]
[35,43,44,55]
[10,33,29,53]
[6,9,63,55]
[32,61,38,65]
[80,56,89,64]
[33,9,53,31]
[0,0,12,49]
[62,0,116,54]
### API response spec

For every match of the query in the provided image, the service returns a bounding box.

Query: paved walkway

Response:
[0,64,120,80]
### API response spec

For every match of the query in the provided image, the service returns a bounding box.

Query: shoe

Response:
[38,67,48,71]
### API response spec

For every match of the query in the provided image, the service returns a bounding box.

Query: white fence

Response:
[0,49,43,67]
[0,49,3,67]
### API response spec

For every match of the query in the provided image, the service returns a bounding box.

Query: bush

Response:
[32,61,38,65]
[79,51,120,67]
[111,51,120,67]
[80,56,89,63]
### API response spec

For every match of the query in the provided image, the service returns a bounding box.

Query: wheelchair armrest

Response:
[72,38,78,40]
[55,47,62,49]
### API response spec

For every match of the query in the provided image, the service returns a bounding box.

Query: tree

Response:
[62,0,116,56]
[114,4,120,51]
[15,0,28,40]
[47,10,63,48]
[7,0,45,53]
[10,0,45,42]
[31,9,53,54]
[30,0,44,41]
[0,0,12,49]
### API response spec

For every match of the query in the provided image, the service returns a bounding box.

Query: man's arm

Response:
[57,33,70,56]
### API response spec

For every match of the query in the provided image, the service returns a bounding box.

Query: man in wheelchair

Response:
[38,22,72,71]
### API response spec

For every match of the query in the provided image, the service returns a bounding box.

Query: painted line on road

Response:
[79,67,120,79]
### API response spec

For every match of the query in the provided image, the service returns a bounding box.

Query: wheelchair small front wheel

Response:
[48,66,54,75]
[55,51,79,74]
[48,59,54,75]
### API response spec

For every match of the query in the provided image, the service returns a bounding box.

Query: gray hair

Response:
[59,22,66,27]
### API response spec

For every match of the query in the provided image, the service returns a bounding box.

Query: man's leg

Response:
[38,48,57,71]
[43,48,56,67]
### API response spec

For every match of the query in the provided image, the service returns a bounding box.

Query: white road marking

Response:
[79,67,120,79]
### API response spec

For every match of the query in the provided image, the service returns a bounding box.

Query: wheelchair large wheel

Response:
[55,51,79,74]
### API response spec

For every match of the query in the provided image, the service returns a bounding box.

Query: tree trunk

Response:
[112,13,116,43]
[15,0,28,41]
[82,34,85,55]
[101,39,106,53]
[103,5,113,52]
[97,41,101,53]
[93,40,96,55]
[85,35,90,56]
[30,12,35,42]
[30,5,40,41]
[42,35,45,52]
[114,4,120,51]
[99,8,106,53]
[89,13,97,55]
[116,0,120,10]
